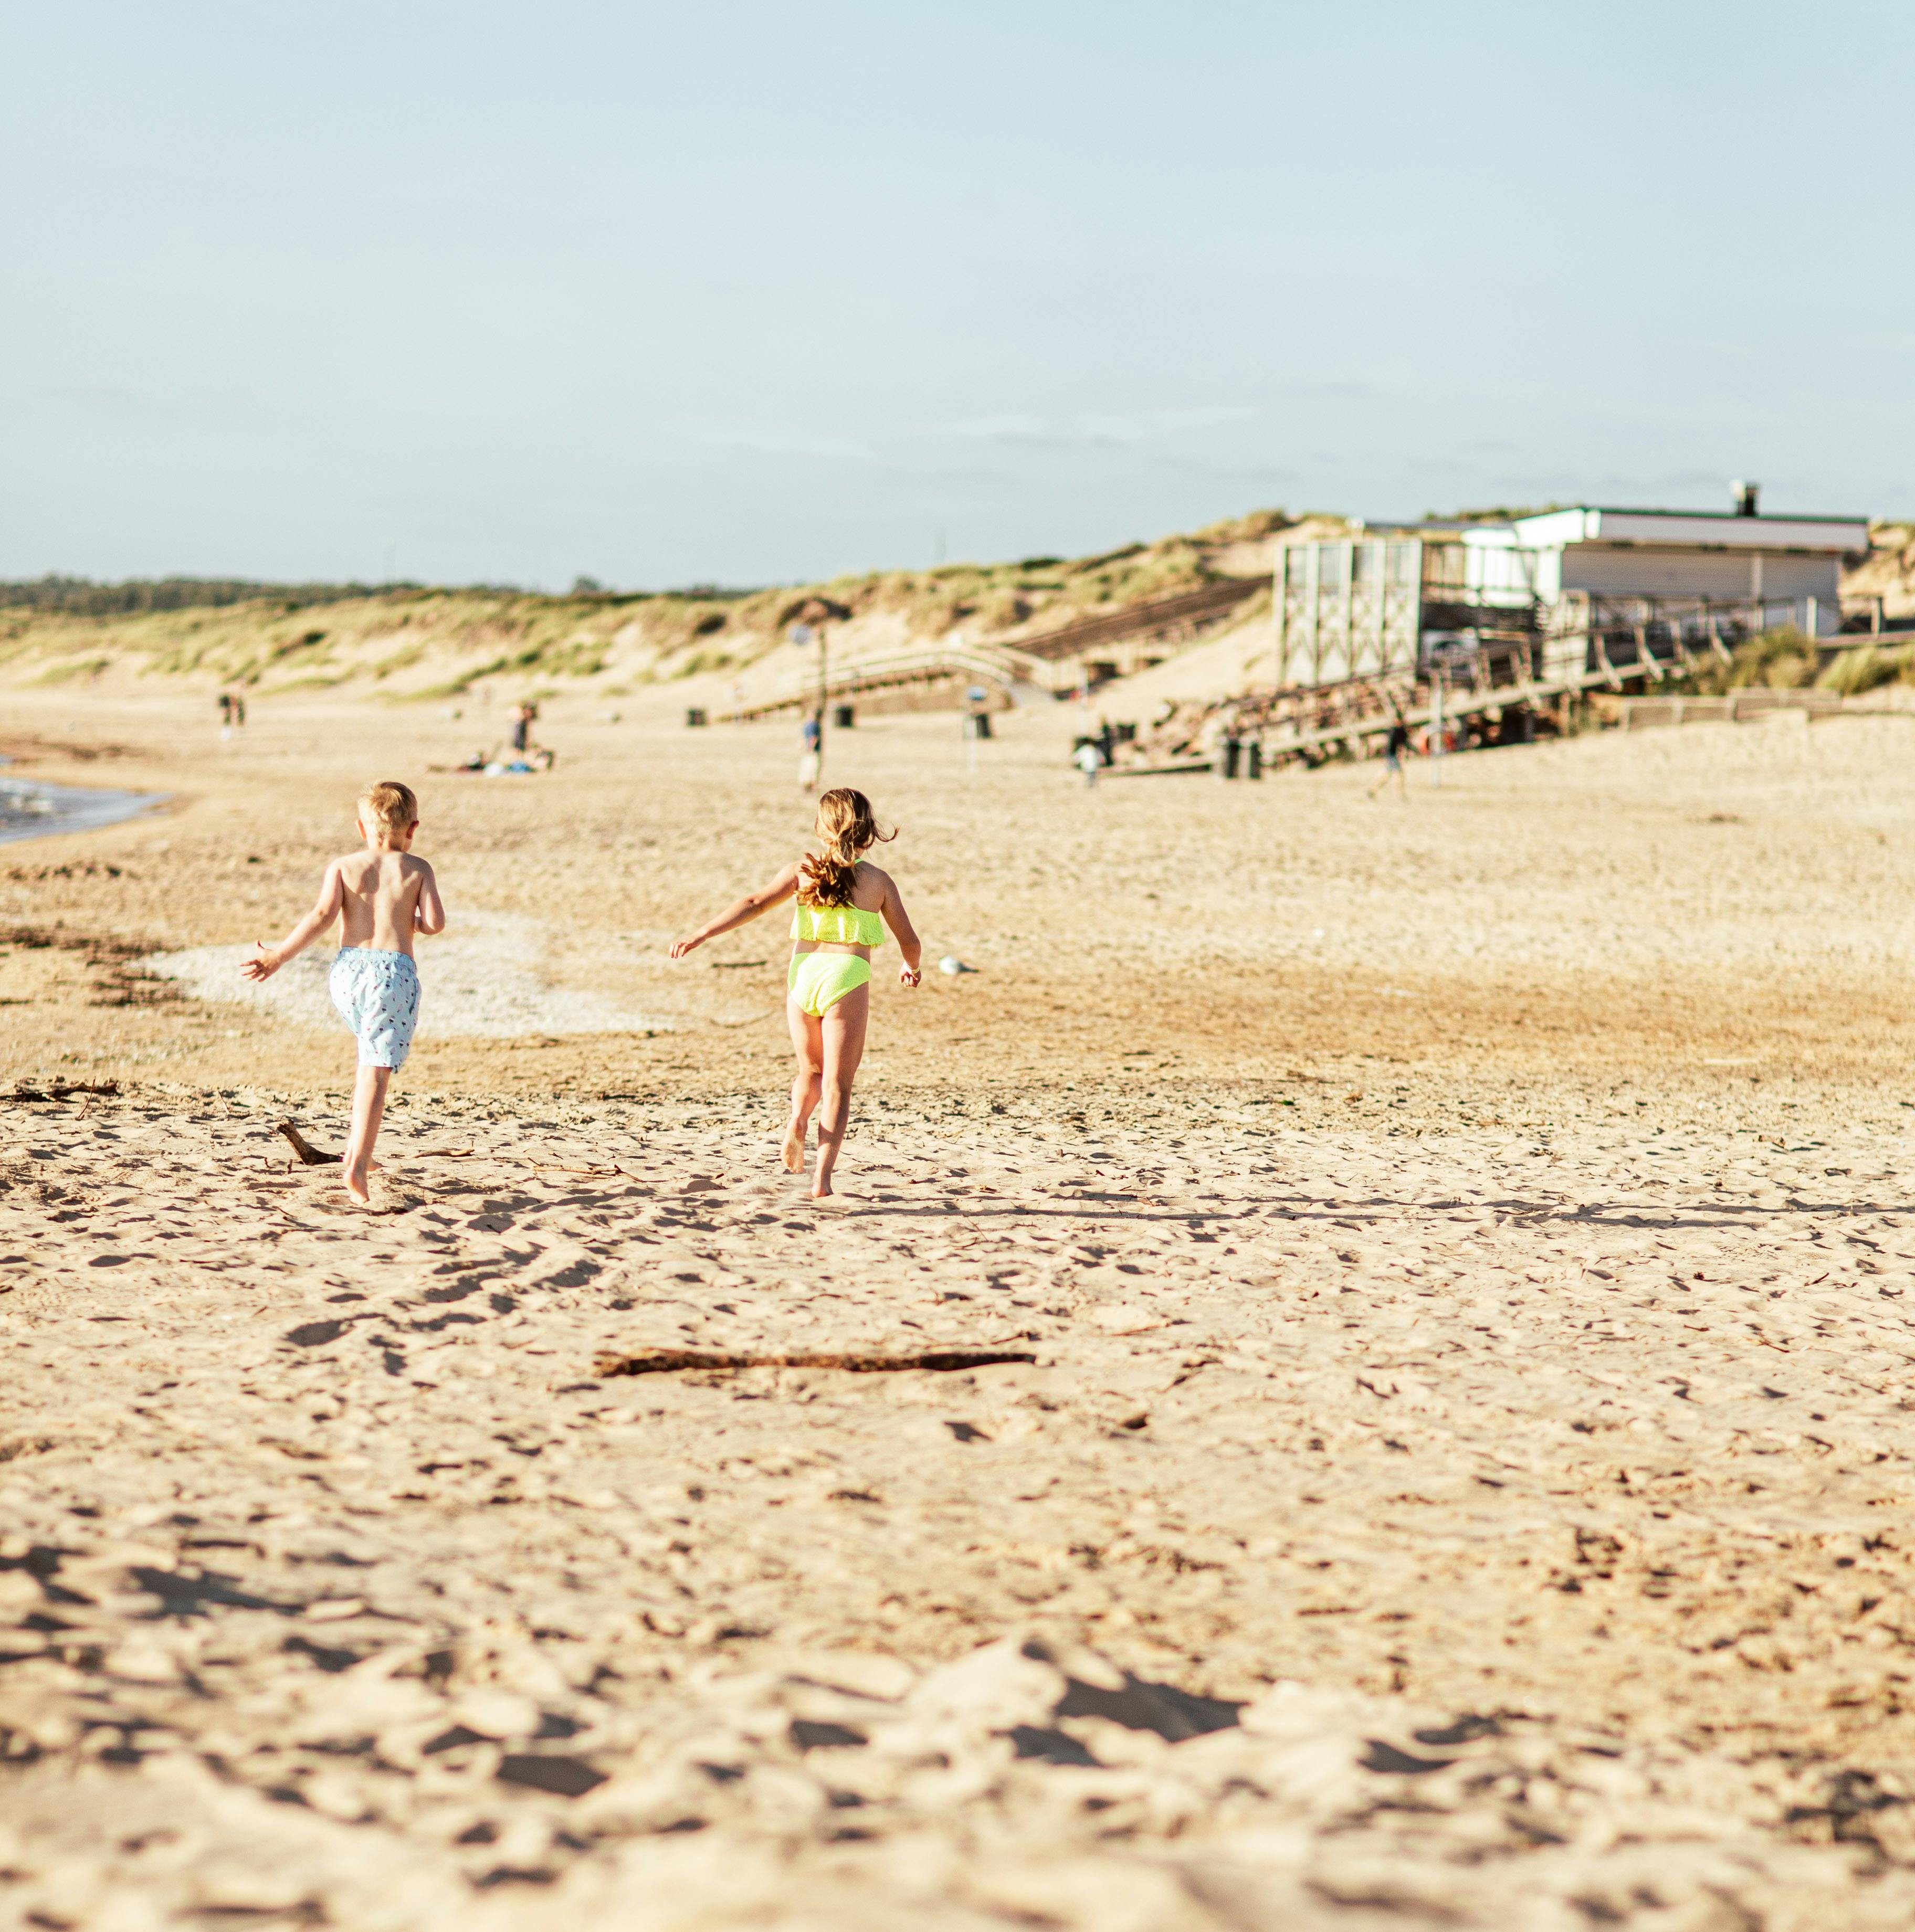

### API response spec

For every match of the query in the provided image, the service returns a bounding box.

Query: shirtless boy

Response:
[241,782,446,1201]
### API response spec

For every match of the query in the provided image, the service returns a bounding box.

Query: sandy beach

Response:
[8,687,1915,1928]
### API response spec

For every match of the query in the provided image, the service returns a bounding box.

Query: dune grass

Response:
[0,509,1302,700]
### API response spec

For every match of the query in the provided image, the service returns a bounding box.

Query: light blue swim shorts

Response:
[329,947,420,1070]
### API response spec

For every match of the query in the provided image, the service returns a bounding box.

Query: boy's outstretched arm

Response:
[413,860,446,936]
[881,882,923,987]
[669,863,799,958]
[241,862,344,981]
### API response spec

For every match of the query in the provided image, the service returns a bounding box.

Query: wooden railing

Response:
[1007,576,1266,662]
[717,643,1046,721]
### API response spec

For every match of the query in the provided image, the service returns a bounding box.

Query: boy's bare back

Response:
[332,848,435,955]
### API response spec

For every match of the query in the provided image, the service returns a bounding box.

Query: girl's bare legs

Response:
[342,1063,392,1203]
[813,985,869,1198]
[783,1000,823,1171]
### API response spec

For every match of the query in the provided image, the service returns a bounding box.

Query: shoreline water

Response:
[0,774,167,847]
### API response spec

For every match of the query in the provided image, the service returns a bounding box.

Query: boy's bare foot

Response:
[342,1158,372,1204]
[781,1120,806,1172]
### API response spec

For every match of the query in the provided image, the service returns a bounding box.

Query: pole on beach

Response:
[1432,671,1445,789]
[790,598,852,784]
[818,621,829,774]
[790,622,818,777]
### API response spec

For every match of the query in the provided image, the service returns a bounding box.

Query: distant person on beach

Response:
[511,703,534,754]
[669,786,921,1199]
[798,712,822,791]
[1369,716,1411,799]
[240,782,446,1203]
[1075,739,1104,787]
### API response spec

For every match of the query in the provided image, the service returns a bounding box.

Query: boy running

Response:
[241,782,446,1202]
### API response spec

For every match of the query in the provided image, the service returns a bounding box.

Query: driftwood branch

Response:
[276,1120,336,1167]
[595,1347,1036,1379]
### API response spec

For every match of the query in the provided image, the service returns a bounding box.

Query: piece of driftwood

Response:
[595,1346,1036,1379]
[276,1120,336,1166]
[5,1079,120,1104]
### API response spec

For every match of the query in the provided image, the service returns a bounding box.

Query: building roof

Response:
[1472,506,1869,553]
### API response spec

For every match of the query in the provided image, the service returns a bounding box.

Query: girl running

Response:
[670,787,922,1197]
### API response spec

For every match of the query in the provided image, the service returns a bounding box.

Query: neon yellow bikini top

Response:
[791,900,885,947]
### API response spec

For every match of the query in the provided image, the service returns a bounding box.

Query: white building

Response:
[1275,493,1871,692]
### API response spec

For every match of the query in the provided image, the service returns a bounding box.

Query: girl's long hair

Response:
[797,787,894,907]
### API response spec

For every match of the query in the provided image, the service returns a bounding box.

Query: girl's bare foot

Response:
[342,1154,372,1203]
[781,1119,806,1172]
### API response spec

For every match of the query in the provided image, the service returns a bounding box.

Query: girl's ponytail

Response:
[797,787,894,907]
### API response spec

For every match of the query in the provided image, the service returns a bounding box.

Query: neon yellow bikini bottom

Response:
[787,952,872,1017]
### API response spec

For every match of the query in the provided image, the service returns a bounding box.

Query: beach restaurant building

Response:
[1274,492,1872,692]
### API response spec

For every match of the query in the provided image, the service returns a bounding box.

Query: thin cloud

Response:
[949,404,1262,447]
[699,429,888,464]
[37,382,238,425]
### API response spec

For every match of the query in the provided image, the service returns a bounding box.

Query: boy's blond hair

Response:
[358,782,419,833]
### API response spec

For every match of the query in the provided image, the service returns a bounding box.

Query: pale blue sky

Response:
[6,1,1910,589]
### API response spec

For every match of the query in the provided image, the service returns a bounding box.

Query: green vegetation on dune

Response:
[0,574,430,617]
[1677,625,1915,698]
[0,508,1301,698]
[1686,627,1823,694]
[1816,640,1915,695]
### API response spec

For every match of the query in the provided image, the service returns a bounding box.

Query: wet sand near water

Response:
[0,772,165,846]
[6,689,1915,1927]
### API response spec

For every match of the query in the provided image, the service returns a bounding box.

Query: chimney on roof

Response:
[1732,480,1760,518]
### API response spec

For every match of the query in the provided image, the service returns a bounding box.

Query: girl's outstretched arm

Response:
[881,879,923,988]
[669,863,801,958]
[242,862,345,981]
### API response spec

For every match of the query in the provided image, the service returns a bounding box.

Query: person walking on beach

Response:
[1075,737,1104,787]
[798,712,822,792]
[669,787,921,1198]
[240,782,446,1203]
[1369,714,1412,799]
